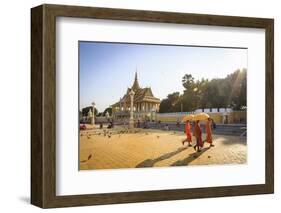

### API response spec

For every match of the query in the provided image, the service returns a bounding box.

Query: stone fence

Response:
[156,111,246,124]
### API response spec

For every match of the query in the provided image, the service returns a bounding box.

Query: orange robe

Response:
[185,122,192,142]
[194,123,203,147]
[205,120,213,144]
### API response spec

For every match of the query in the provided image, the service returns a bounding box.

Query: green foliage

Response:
[159,69,247,113]
[103,107,112,116]
[81,106,98,116]
[159,92,181,113]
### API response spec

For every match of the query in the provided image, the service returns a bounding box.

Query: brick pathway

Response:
[79,127,247,170]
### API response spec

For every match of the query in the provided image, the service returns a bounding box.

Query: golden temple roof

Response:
[111,72,160,107]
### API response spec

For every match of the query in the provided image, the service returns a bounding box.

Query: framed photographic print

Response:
[31,4,274,208]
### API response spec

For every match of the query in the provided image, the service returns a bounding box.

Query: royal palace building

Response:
[111,72,160,121]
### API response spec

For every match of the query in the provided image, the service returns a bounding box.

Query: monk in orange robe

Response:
[182,120,192,147]
[205,118,214,147]
[193,120,203,152]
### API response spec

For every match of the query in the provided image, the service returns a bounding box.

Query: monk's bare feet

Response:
[193,146,197,151]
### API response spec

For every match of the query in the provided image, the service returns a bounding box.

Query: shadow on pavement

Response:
[170,147,210,166]
[136,146,188,168]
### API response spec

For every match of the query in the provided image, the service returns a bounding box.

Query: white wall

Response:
[0,0,279,212]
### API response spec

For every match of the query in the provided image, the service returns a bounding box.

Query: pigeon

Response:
[88,154,92,160]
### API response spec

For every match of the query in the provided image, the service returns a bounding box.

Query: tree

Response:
[181,74,199,111]
[225,69,247,110]
[239,68,247,109]
[159,98,172,113]
[182,74,194,91]
[82,106,98,117]
[159,69,247,113]
[103,107,112,116]
[159,92,181,112]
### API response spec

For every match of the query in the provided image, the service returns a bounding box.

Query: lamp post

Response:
[129,89,135,129]
[181,102,183,113]
[91,102,95,125]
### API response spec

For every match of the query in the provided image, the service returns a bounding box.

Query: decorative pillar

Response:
[129,89,135,128]
[91,102,95,125]
[145,102,147,112]
[119,98,122,112]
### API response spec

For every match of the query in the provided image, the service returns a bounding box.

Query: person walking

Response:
[182,120,192,147]
[205,118,214,147]
[193,120,203,152]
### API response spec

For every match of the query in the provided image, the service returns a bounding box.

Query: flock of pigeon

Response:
[80,129,178,164]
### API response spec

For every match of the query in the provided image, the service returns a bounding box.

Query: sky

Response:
[79,41,247,112]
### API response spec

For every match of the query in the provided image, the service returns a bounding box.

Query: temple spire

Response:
[132,70,140,90]
[135,71,138,81]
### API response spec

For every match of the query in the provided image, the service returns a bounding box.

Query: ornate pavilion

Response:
[111,72,160,121]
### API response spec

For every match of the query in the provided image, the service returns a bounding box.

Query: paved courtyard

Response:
[79,126,247,170]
